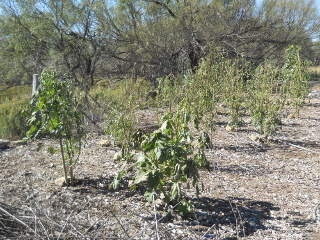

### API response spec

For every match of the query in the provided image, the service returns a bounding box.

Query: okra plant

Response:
[110,103,209,212]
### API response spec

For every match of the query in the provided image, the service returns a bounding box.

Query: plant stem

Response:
[59,138,69,186]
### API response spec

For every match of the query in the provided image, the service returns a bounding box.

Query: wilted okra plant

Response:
[246,62,284,139]
[281,45,310,116]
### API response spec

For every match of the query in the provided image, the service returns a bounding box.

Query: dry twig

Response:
[0,205,36,235]
[152,194,160,240]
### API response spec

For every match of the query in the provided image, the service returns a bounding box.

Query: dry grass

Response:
[308,66,320,75]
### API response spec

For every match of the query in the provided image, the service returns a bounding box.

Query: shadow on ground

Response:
[210,163,271,176]
[272,139,320,150]
[185,197,280,238]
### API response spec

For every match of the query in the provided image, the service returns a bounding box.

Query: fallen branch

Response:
[273,138,320,154]
[109,208,131,239]
[0,206,36,235]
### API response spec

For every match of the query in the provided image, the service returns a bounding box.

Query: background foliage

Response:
[0,0,319,89]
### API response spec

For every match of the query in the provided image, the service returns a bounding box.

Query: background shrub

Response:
[0,86,30,140]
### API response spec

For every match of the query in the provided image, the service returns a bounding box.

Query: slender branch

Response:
[109,208,131,239]
[0,206,36,235]
[145,0,176,18]
[152,194,160,240]
[57,210,74,240]
[273,138,320,154]
[59,138,69,186]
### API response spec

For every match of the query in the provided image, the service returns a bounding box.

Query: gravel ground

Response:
[1,83,320,239]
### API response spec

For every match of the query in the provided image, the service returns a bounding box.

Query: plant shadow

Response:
[210,163,271,176]
[271,139,320,151]
[71,176,141,198]
[215,143,270,154]
[184,197,280,238]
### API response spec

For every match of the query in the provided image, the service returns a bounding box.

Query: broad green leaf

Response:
[26,125,38,138]
[155,146,166,163]
[47,146,55,155]
[147,170,162,189]
[144,191,155,202]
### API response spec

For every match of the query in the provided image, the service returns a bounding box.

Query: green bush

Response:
[0,86,30,140]
[0,100,29,140]
[27,69,84,186]
[109,103,209,213]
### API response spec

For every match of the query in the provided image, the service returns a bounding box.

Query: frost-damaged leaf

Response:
[134,169,149,184]
[160,120,173,134]
[143,133,158,152]
[171,182,180,201]
[144,191,156,202]
[109,171,125,190]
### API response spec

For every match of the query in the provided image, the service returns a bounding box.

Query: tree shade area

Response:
[0,0,319,89]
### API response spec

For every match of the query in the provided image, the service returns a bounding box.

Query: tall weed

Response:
[281,45,309,116]
[103,78,154,150]
[247,62,283,138]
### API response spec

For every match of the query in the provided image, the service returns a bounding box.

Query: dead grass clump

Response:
[308,66,320,75]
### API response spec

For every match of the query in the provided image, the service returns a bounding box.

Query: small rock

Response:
[308,91,320,99]
[172,228,184,234]
[154,198,164,206]
[113,151,123,161]
[55,177,67,187]
[287,114,296,119]
[99,139,111,147]
[225,125,236,132]
[128,180,134,187]
[249,134,259,142]
[0,139,10,149]
[249,134,265,143]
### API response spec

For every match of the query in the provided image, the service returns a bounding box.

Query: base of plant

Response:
[55,177,68,187]
[225,125,238,132]
[249,134,268,143]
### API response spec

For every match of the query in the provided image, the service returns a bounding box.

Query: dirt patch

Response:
[1,84,320,239]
